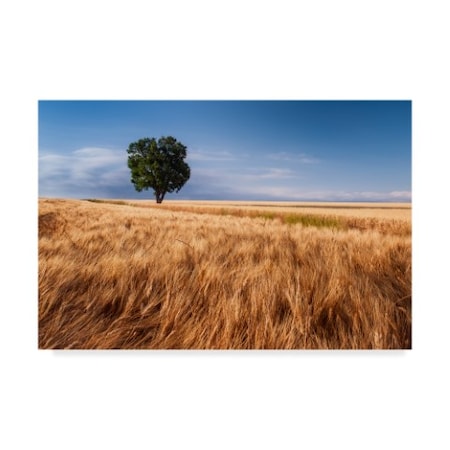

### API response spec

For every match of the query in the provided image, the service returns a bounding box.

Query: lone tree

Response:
[127,136,190,203]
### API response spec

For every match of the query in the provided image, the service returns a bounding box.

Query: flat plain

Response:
[38,199,411,349]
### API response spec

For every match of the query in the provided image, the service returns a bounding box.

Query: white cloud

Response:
[72,147,124,165]
[187,166,411,202]
[325,191,412,202]
[188,149,238,162]
[232,185,302,199]
[189,167,297,186]
[223,185,412,202]
[39,147,129,197]
[39,147,411,203]
[388,191,412,200]
[321,190,412,202]
[267,151,320,164]
[245,168,297,180]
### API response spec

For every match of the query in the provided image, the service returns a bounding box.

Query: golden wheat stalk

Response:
[39,199,411,349]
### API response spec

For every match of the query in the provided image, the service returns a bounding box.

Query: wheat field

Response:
[38,199,411,349]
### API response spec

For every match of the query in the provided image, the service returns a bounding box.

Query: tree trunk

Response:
[155,191,165,203]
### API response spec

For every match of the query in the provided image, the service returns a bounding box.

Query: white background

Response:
[1,1,449,449]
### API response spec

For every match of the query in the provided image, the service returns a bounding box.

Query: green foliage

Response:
[257,212,276,220]
[283,214,342,228]
[127,136,190,203]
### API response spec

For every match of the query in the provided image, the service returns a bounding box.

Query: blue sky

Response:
[38,101,411,202]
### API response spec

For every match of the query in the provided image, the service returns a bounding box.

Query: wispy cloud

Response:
[267,151,320,164]
[188,149,238,162]
[387,191,412,200]
[182,170,412,201]
[39,147,131,198]
[233,186,412,202]
[323,190,412,202]
[39,147,411,203]
[244,168,297,180]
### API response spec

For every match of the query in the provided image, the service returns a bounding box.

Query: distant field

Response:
[154,200,411,220]
[85,199,411,235]
[101,199,411,220]
[39,199,411,349]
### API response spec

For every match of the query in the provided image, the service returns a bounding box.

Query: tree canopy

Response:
[127,136,190,203]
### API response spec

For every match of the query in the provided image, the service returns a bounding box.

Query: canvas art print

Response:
[38,100,411,349]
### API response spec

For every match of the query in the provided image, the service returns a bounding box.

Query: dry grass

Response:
[39,199,411,349]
